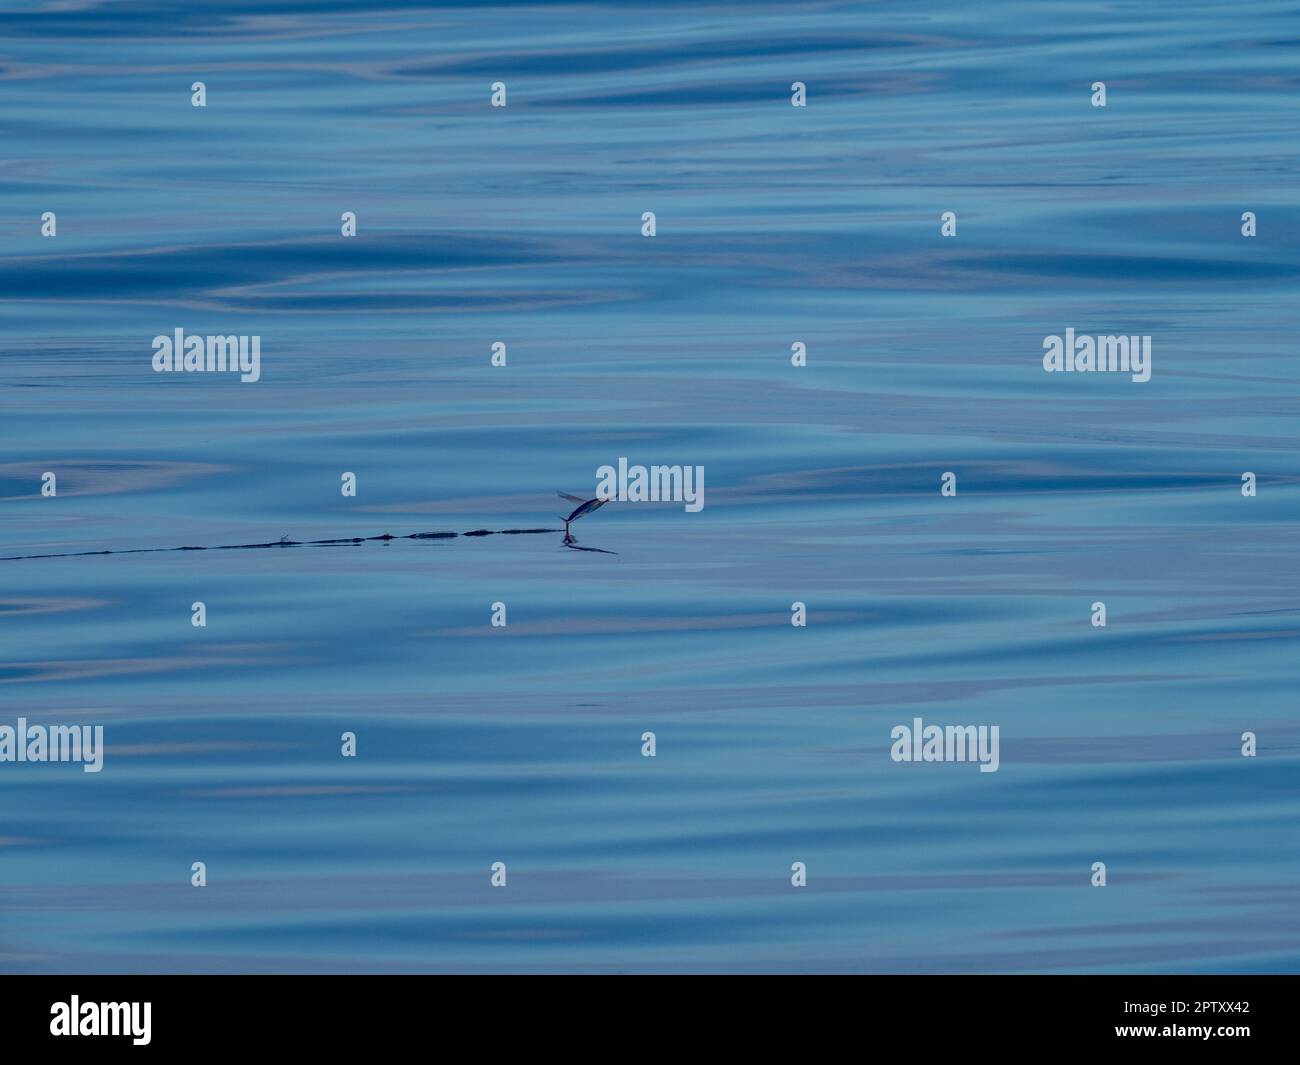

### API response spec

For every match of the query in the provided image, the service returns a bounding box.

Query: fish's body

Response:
[558,491,608,536]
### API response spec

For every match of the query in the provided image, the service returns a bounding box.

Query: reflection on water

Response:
[1,0,1298,973]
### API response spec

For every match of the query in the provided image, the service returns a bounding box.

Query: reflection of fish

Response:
[558,491,608,535]
[562,538,617,555]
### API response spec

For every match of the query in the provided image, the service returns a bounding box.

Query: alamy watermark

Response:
[1043,328,1151,382]
[50,997,150,1045]
[0,717,103,773]
[890,717,1000,773]
[152,328,261,383]
[596,458,704,512]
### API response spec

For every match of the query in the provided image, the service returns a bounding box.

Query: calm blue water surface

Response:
[1,1,1298,973]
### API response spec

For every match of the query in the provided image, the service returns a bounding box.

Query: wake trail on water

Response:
[0,528,565,562]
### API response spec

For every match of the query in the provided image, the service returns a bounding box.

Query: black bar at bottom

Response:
[0,975,1286,1053]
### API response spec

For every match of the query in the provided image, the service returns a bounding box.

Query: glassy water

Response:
[1,1,1298,973]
